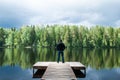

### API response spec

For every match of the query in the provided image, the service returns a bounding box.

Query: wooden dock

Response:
[33,62,86,79]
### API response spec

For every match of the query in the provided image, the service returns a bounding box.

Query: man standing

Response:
[56,40,65,63]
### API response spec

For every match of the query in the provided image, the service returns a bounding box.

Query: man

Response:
[56,39,65,63]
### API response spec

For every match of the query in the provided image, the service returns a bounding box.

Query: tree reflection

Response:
[0,48,120,69]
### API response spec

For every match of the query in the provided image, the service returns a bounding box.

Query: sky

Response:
[0,0,120,28]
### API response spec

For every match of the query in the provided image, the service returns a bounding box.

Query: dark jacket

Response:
[56,42,65,51]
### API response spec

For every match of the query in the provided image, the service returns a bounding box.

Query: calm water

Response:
[0,48,120,80]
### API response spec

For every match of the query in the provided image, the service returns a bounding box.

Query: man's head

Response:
[59,39,62,42]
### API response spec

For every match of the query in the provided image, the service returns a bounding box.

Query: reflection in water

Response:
[0,48,120,80]
[0,48,120,69]
[79,67,120,80]
[0,65,39,80]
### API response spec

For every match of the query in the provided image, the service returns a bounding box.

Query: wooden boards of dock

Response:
[33,62,86,80]
[42,63,76,80]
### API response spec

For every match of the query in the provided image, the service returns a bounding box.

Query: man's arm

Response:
[62,43,65,50]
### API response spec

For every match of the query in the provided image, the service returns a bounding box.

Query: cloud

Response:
[0,0,120,28]
[115,20,120,27]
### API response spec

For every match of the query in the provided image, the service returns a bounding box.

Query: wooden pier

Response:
[33,62,86,79]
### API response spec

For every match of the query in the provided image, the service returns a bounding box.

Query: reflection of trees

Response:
[0,48,57,69]
[0,48,5,66]
[65,48,120,69]
[80,49,120,69]
[38,48,56,61]
[3,48,36,69]
[0,48,120,69]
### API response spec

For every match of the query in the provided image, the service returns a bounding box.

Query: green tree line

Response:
[0,25,120,48]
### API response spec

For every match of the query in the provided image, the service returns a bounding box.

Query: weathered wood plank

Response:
[33,62,86,79]
[41,63,77,80]
[66,62,85,67]
[33,62,85,69]
[33,62,53,68]
[66,62,86,70]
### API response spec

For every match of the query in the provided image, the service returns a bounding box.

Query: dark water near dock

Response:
[0,48,120,80]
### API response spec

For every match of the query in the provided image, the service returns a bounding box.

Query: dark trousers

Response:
[57,51,64,63]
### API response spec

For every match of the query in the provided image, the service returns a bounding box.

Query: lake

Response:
[0,48,120,80]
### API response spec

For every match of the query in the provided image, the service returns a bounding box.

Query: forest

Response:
[0,25,120,48]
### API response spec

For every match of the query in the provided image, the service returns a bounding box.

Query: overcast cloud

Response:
[0,0,120,28]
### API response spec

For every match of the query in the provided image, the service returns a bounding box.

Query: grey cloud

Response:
[93,1,120,26]
[0,1,35,28]
[0,0,120,28]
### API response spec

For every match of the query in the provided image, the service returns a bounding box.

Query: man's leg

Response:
[57,51,60,63]
[61,51,64,63]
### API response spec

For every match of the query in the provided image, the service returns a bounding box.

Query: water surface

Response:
[0,48,120,80]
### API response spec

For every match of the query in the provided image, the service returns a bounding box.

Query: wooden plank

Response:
[33,62,52,68]
[33,62,85,69]
[33,62,56,69]
[41,63,77,80]
[66,62,85,67]
[33,62,86,78]
[66,62,86,70]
